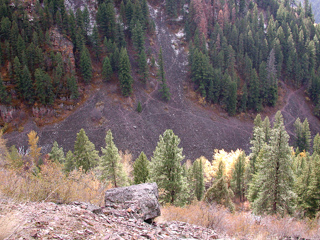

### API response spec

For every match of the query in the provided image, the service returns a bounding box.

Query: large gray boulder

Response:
[105,182,161,221]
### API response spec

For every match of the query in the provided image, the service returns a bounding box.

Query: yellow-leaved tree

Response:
[0,130,8,167]
[27,130,41,167]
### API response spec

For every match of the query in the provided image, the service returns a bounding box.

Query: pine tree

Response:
[74,128,99,173]
[204,160,235,211]
[34,68,55,105]
[67,75,79,100]
[20,65,34,104]
[91,25,101,60]
[313,133,320,155]
[0,75,10,104]
[79,45,92,84]
[158,47,170,101]
[150,129,185,205]
[64,150,75,173]
[231,152,247,202]
[100,129,127,187]
[136,101,142,113]
[138,49,148,84]
[133,151,149,184]
[132,21,145,53]
[249,111,295,216]
[227,81,237,116]
[119,47,133,96]
[102,56,113,82]
[294,118,311,153]
[192,158,205,201]
[49,141,65,163]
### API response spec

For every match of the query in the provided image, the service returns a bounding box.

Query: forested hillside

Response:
[1,0,320,159]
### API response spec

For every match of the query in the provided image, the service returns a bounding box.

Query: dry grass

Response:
[160,201,320,239]
[0,161,110,206]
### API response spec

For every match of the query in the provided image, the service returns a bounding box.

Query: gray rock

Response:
[105,182,161,221]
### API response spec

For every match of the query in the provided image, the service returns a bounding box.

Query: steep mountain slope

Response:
[4,2,320,160]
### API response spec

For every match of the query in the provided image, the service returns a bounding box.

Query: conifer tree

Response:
[204,160,235,211]
[100,129,128,187]
[119,47,133,96]
[0,75,10,104]
[294,118,311,153]
[91,25,101,60]
[133,151,149,184]
[132,21,145,53]
[64,150,75,173]
[231,152,247,202]
[249,111,295,216]
[138,49,148,84]
[227,81,237,116]
[67,75,79,100]
[34,68,55,105]
[150,129,185,204]
[313,133,320,155]
[20,65,34,104]
[158,47,170,101]
[102,56,112,82]
[74,128,99,173]
[79,45,92,84]
[49,141,65,163]
[192,158,205,201]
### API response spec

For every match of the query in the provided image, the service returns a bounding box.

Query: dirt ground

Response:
[4,4,320,161]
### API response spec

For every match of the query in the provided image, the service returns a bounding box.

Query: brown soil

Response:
[4,5,320,161]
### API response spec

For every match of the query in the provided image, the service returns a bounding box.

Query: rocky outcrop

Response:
[0,199,219,240]
[105,182,161,221]
[50,27,75,73]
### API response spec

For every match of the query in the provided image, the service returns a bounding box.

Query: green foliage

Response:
[119,47,133,96]
[67,75,79,100]
[20,65,34,104]
[294,118,311,153]
[158,48,170,101]
[34,68,55,105]
[231,152,247,202]
[138,49,148,84]
[204,161,235,211]
[249,111,295,216]
[100,130,128,187]
[79,45,92,84]
[133,151,149,184]
[192,158,205,201]
[64,150,75,173]
[102,56,113,82]
[49,141,65,164]
[150,129,186,205]
[136,101,142,113]
[0,75,10,104]
[73,128,99,173]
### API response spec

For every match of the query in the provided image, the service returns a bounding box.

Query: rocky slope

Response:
[4,2,320,161]
[0,199,219,240]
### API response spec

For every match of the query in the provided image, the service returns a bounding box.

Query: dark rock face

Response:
[105,182,161,221]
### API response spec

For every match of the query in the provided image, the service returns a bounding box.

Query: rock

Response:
[105,183,161,221]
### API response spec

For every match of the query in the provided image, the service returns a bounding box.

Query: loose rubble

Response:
[0,199,219,240]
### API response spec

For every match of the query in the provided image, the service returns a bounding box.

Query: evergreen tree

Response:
[192,158,205,201]
[79,45,92,84]
[91,25,101,60]
[102,56,113,82]
[73,128,99,173]
[249,111,295,216]
[204,160,235,211]
[313,133,320,155]
[100,129,128,187]
[20,65,34,104]
[231,152,247,202]
[136,101,142,113]
[64,150,75,173]
[227,81,237,116]
[67,75,79,100]
[34,68,55,105]
[0,75,10,104]
[294,118,311,153]
[49,141,65,163]
[158,47,170,101]
[119,47,133,96]
[132,21,145,53]
[150,129,186,205]
[138,49,148,84]
[133,151,149,184]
